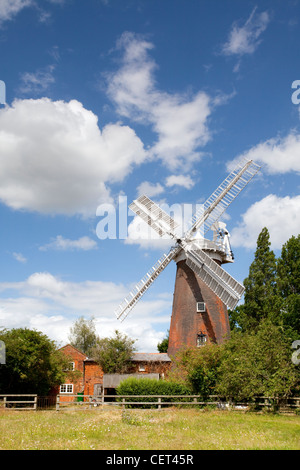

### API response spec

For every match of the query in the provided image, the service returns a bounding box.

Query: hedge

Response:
[116,377,191,407]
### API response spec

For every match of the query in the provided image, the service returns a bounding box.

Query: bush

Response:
[116,378,190,407]
[168,343,222,398]
[216,320,300,401]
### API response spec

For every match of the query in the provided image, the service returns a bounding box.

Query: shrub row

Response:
[116,378,191,407]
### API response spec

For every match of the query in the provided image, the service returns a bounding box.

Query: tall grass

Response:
[1,407,299,450]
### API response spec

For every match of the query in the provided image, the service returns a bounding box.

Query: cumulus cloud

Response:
[165,174,195,190]
[39,235,98,251]
[0,98,146,215]
[229,131,300,175]
[136,181,164,198]
[0,272,172,351]
[107,32,214,171]
[231,194,300,249]
[135,175,195,200]
[222,7,270,56]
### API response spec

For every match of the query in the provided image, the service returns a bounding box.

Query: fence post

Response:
[158,397,161,410]
[56,395,60,411]
[89,395,92,409]
[122,398,125,410]
[3,396,6,410]
[33,396,37,411]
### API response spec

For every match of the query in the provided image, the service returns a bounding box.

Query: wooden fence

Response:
[0,394,37,410]
[54,394,300,412]
[1,394,299,412]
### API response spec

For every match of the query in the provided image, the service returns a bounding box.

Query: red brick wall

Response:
[84,361,104,396]
[127,361,171,376]
[54,344,87,401]
[168,260,231,357]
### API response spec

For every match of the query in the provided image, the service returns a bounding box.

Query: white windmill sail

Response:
[129,195,179,238]
[184,243,245,310]
[186,159,261,238]
[115,246,180,322]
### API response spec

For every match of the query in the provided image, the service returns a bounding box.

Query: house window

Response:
[196,332,207,347]
[60,384,73,394]
[139,364,146,372]
[63,362,75,371]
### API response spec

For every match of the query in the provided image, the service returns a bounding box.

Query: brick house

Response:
[55,344,87,401]
[56,344,171,400]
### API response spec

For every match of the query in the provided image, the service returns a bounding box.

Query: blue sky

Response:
[0,0,299,352]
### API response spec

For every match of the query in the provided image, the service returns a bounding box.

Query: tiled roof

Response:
[85,352,171,362]
[131,352,171,362]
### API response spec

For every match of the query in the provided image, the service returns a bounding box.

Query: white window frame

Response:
[60,384,74,394]
[63,362,75,372]
[197,302,206,313]
[196,333,207,347]
[139,364,146,372]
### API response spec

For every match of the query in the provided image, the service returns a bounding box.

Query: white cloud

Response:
[19,65,56,94]
[0,0,68,25]
[165,174,195,190]
[136,181,164,198]
[0,272,172,351]
[222,7,270,56]
[26,272,65,297]
[231,194,300,249]
[0,0,32,24]
[12,252,27,263]
[107,32,214,171]
[40,235,98,251]
[229,131,300,175]
[0,98,146,215]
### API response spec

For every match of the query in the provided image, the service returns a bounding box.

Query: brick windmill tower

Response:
[115,159,261,356]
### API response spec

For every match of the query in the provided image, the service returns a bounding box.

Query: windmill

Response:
[115,159,261,355]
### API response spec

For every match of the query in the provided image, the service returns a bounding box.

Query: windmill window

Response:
[197,302,206,313]
[197,333,207,347]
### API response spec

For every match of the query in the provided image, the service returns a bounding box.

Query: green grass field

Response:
[1,407,299,450]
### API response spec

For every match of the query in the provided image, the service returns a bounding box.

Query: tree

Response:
[277,235,300,297]
[229,227,278,332]
[157,330,169,353]
[91,330,136,374]
[167,343,222,398]
[216,320,300,401]
[69,316,97,356]
[0,328,70,395]
[276,235,300,339]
